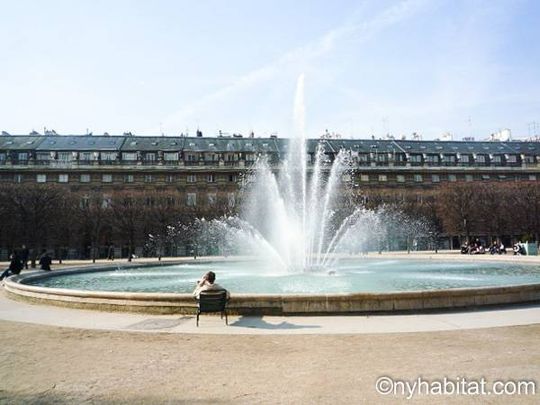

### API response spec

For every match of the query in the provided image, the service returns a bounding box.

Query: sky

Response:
[0,0,539,140]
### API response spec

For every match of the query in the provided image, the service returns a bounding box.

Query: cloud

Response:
[160,0,430,133]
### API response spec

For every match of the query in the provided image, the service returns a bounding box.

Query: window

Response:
[448,174,457,182]
[205,153,220,162]
[431,174,440,183]
[58,152,72,161]
[207,193,217,206]
[79,152,94,161]
[102,174,113,183]
[475,155,486,164]
[124,174,134,183]
[80,196,90,209]
[0,153,6,162]
[360,174,369,182]
[524,155,535,164]
[409,154,422,164]
[102,195,112,208]
[144,174,154,183]
[186,193,197,207]
[426,155,439,165]
[378,174,387,182]
[443,155,456,165]
[396,175,405,183]
[165,174,176,183]
[18,152,28,161]
[36,174,46,183]
[80,174,91,183]
[187,174,197,183]
[481,175,490,180]
[491,155,502,164]
[413,174,423,182]
[144,153,156,162]
[228,192,235,208]
[506,155,518,164]
[228,174,237,182]
[145,196,155,206]
[36,152,50,161]
[206,174,216,183]
[186,154,197,162]
[122,152,137,161]
[164,152,179,161]
[13,174,23,183]
[460,155,470,163]
[529,174,537,181]
[395,153,407,163]
[101,152,117,161]
[58,174,69,183]
[358,154,369,164]
[465,174,473,182]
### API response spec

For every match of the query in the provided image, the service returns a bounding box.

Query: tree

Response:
[3,184,66,267]
[110,191,144,261]
[77,191,111,263]
[436,183,479,243]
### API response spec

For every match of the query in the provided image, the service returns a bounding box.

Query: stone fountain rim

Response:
[4,259,540,315]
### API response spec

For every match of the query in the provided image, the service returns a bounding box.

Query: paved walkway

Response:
[2,289,540,335]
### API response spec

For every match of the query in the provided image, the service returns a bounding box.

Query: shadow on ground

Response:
[230,316,320,330]
[125,316,192,330]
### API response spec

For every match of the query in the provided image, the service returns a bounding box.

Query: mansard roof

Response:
[0,134,538,155]
[0,136,44,150]
[120,136,184,151]
[35,135,125,151]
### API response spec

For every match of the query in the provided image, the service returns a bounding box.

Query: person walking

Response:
[20,245,29,269]
[39,250,52,271]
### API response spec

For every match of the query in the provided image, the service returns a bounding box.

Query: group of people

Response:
[461,239,507,255]
[0,246,52,281]
[460,239,533,256]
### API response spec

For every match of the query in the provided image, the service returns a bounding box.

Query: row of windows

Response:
[29,173,238,184]
[3,151,537,166]
[356,173,538,183]
[1,151,255,162]
[353,152,533,166]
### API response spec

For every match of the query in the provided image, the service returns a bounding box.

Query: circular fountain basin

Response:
[5,258,540,315]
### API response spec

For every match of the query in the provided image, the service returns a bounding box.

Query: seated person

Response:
[0,252,24,280]
[513,242,526,256]
[192,271,230,300]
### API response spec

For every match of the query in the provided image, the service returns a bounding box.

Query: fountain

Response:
[5,74,540,315]
[204,74,369,273]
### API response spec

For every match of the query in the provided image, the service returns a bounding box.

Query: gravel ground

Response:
[0,320,539,404]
